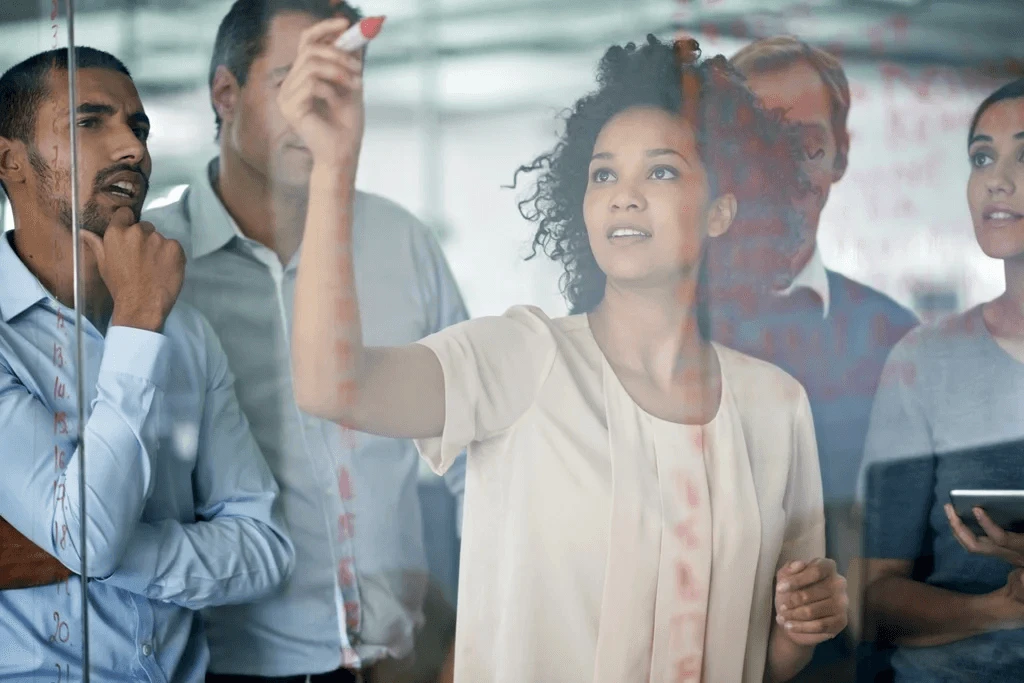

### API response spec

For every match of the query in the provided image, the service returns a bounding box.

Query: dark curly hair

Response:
[515,35,809,331]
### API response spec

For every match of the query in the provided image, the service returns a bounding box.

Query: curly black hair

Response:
[515,35,809,326]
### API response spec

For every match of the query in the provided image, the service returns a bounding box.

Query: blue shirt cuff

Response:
[100,326,171,390]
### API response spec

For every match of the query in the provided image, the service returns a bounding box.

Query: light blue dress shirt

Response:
[144,159,468,676]
[0,230,294,682]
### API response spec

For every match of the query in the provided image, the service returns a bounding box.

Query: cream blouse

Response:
[415,306,825,683]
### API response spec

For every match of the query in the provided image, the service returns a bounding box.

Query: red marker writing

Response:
[334,15,385,52]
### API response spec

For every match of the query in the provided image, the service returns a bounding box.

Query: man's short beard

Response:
[28,145,113,235]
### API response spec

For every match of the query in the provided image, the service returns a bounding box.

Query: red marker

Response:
[334,15,385,52]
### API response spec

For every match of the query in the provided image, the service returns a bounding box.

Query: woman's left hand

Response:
[774,558,848,646]
[945,503,1024,567]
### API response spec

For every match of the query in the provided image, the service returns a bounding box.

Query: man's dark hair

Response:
[209,0,362,138]
[0,46,131,198]
[969,76,1024,146]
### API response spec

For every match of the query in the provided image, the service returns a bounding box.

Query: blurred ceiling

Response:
[3,0,1023,91]
[1,0,1021,191]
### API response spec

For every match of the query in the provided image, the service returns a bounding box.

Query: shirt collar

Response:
[188,157,243,259]
[780,245,830,318]
[0,231,53,322]
[187,158,302,271]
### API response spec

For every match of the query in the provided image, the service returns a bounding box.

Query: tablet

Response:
[950,489,1024,532]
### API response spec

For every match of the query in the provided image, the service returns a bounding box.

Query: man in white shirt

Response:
[145,1,467,681]
[720,37,920,682]
[726,35,918,570]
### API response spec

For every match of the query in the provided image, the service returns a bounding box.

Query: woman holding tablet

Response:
[285,30,849,683]
[860,77,1024,682]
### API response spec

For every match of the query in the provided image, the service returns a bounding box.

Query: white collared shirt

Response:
[779,246,830,318]
[413,306,824,683]
[144,159,469,676]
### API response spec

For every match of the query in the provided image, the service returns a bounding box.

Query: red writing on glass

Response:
[674,519,701,550]
[344,600,360,631]
[338,468,354,501]
[674,654,702,683]
[53,522,68,550]
[337,557,355,587]
[338,512,355,541]
[675,561,702,602]
[48,612,69,644]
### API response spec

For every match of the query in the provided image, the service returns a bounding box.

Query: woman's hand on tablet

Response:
[945,503,1024,568]
[774,558,849,646]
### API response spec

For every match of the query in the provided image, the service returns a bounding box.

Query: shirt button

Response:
[141,642,152,656]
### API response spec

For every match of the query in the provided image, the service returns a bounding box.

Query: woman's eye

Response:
[77,118,97,128]
[806,148,825,161]
[971,151,992,168]
[649,166,678,180]
[592,168,614,183]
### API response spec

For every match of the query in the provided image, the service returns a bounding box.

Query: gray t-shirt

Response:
[860,305,1024,682]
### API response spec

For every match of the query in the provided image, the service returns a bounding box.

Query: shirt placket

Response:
[133,596,166,683]
[275,254,363,665]
[333,425,362,666]
[58,308,167,681]
[47,302,89,680]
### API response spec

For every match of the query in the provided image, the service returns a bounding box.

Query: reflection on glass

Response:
[2,0,1024,680]
[140,3,468,680]
[0,4,91,681]
[859,77,1024,682]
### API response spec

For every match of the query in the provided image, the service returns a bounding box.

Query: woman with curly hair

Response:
[289,31,848,683]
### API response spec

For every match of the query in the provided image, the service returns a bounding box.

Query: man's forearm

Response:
[98,514,293,608]
[865,575,1000,647]
[0,330,166,581]
[0,517,71,589]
